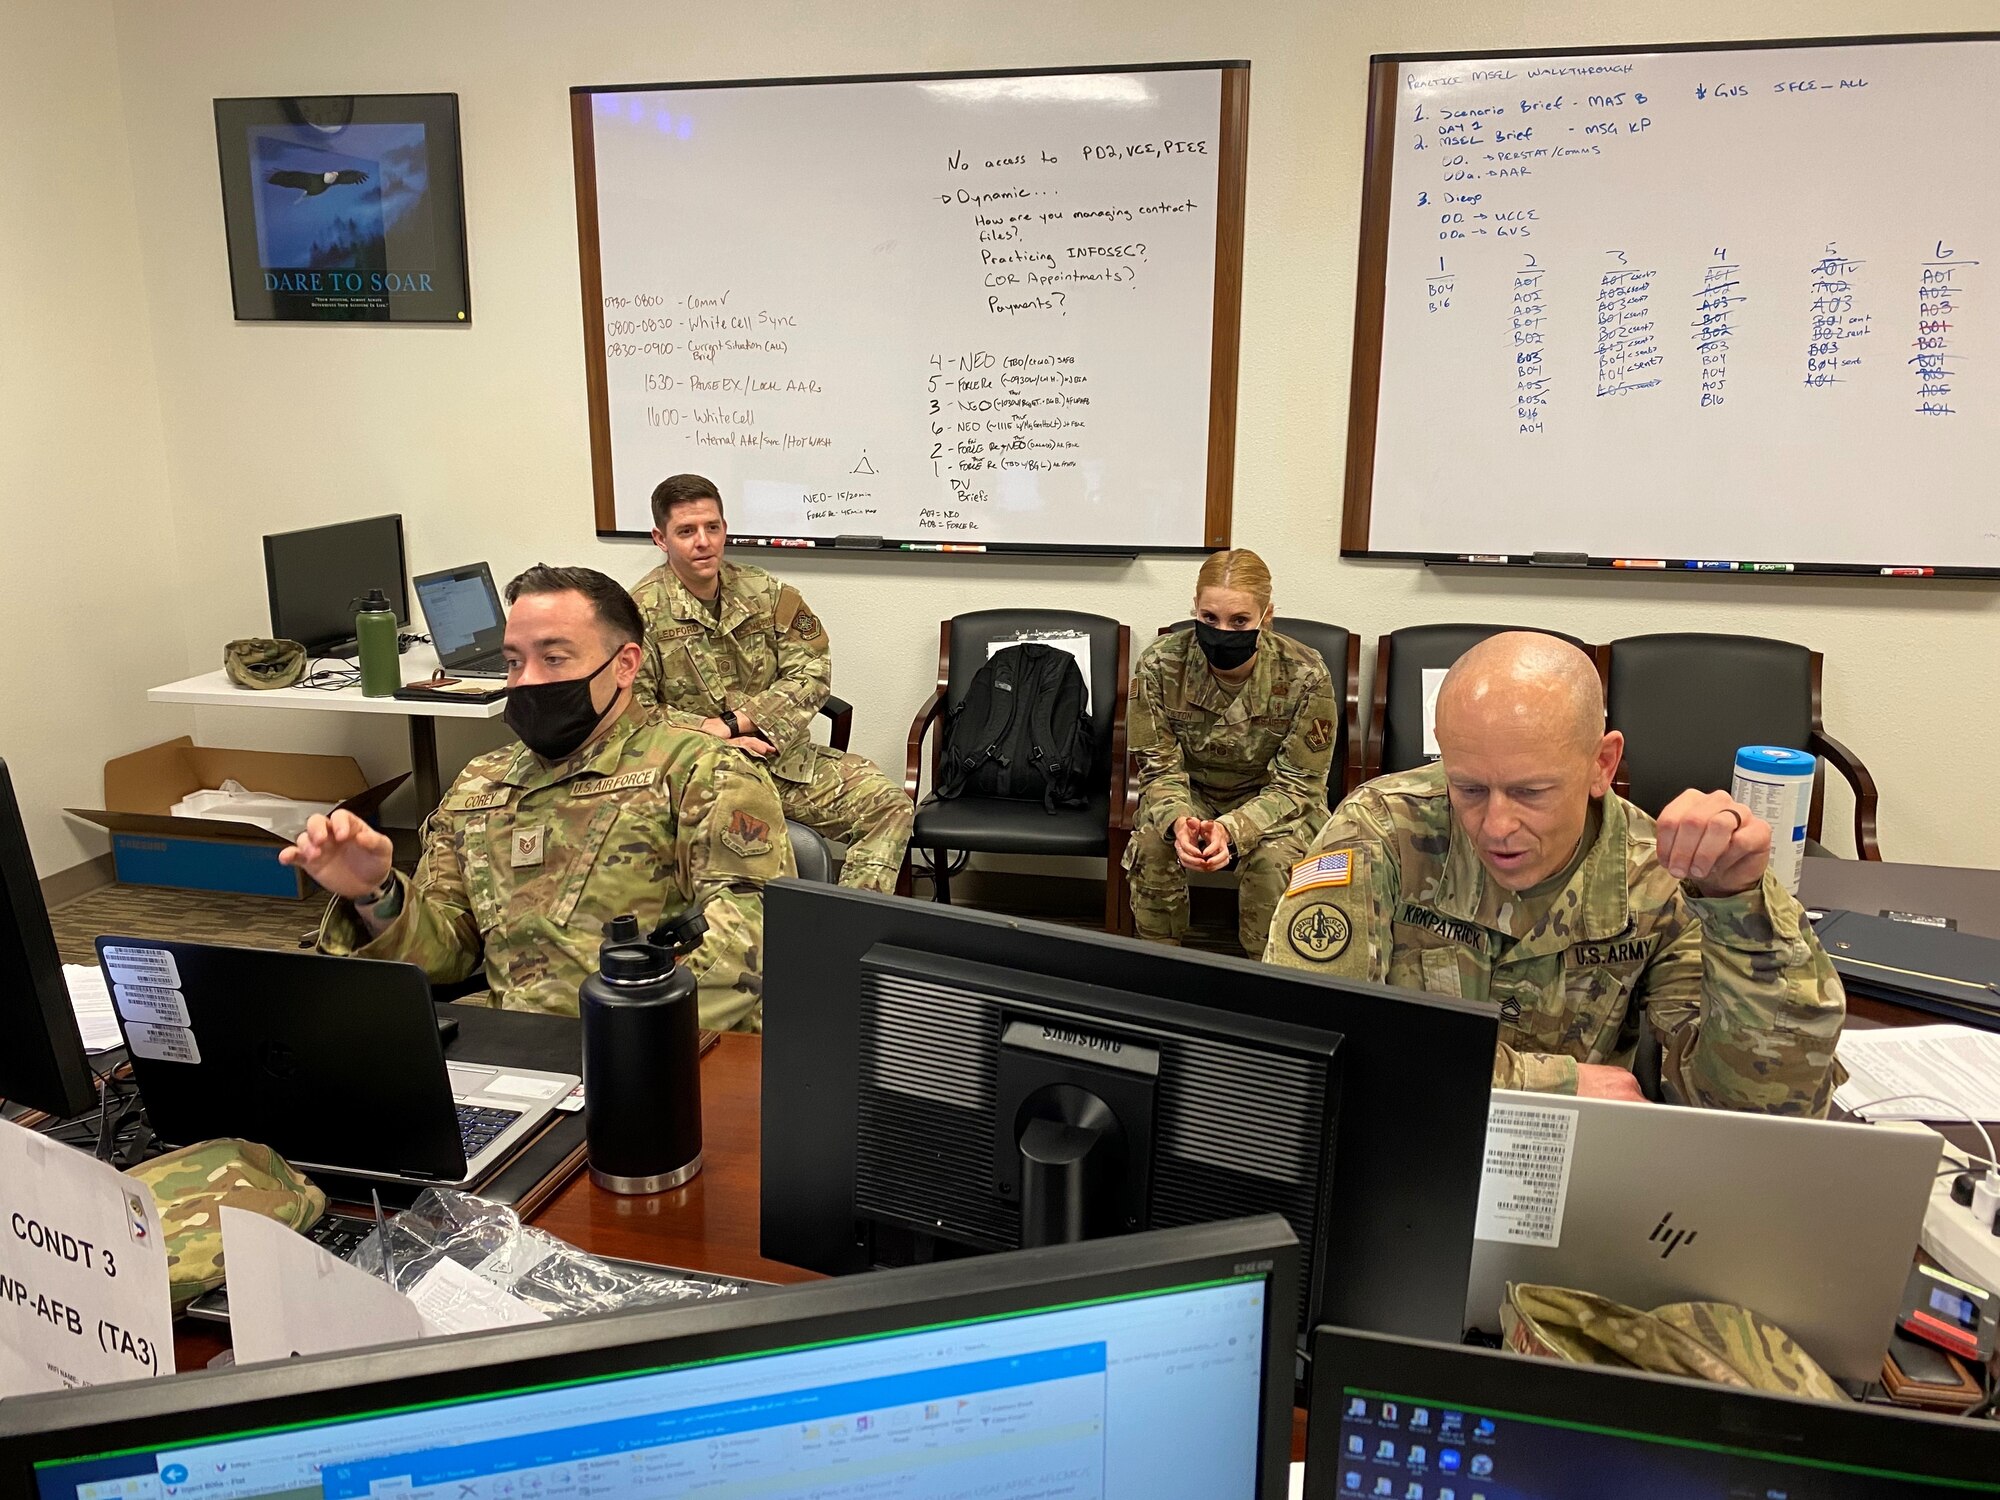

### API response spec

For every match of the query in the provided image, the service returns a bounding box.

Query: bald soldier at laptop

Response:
[1265,633,1846,1115]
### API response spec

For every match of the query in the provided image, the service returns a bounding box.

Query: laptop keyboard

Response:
[458,1103,524,1161]
[307,1212,376,1259]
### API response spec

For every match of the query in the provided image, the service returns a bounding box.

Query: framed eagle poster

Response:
[214,93,470,323]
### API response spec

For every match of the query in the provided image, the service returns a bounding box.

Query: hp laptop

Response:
[95,937,577,1190]
[1464,1089,1941,1383]
[413,562,510,677]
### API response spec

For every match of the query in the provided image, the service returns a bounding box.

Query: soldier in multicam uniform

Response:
[1124,549,1337,956]
[284,566,794,1033]
[631,474,913,894]
[1265,632,1845,1116]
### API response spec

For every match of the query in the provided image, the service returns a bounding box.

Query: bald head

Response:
[1432,633,1621,892]
[1435,633,1604,753]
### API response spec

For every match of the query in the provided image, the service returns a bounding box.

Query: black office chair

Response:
[1363,623,1595,782]
[817,695,853,751]
[904,610,1132,930]
[785,820,836,883]
[1604,632,1881,859]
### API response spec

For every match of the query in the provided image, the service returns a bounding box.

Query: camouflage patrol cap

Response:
[224,638,307,690]
[126,1139,326,1310]
[1500,1283,1847,1402]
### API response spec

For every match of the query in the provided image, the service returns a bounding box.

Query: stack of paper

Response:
[62,964,122,1053]
[1834,1024,2000,1124]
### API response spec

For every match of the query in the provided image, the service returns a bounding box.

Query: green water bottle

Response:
[354,589,401,698]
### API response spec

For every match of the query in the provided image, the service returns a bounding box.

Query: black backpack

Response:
[936,642,1094,811]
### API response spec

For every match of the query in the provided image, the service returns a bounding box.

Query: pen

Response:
[371,1188,397,1289]
[1881,566,1935,577]
[1456,553,1511,564]
[1611,559,1666,569]
[1685,560,1739,571]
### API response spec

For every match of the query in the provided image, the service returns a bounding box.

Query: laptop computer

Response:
[95,937,578,1190]
[1464,1089,1942,1383]
[413,562,510,678]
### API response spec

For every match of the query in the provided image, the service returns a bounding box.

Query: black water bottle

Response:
[579,908,707,1193]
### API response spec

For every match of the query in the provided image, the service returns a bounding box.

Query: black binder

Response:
[1813,909,2000,1030]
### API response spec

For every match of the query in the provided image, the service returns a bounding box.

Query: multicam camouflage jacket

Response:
[1264,764,1846,1115]
[631,560,830,786]
[1126,627,1337,851]
[321,705,795,1032]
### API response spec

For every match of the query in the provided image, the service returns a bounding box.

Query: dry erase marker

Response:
[1742,562,1795,573]
[1458,553,1511,564]
[768,538,815,548]
[940,543,987,553]
[901,543,943,552]
[1881,566,1935,576]
[1685,560,1739,571]
[1612,558,1667,569]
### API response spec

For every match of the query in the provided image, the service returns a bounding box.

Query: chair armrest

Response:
[904,687,944,800]
[1810,728,1882,861]
[1340,634,1364,796]
[818,694,854,752]
[1106,627,1134,825]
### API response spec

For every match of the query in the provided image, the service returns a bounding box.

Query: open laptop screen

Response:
[414,565,505,662]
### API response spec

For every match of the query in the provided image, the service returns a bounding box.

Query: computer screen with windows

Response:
[7,1220,1298,1500]
[1309,1329,2000,1499]
[413,563,505,661]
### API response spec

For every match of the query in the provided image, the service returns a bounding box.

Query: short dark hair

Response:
[650,473,725,529]
[504,565,645,648]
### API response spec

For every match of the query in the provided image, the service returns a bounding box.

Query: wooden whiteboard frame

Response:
[1340,33,2000,581]
[572,61,1249,556]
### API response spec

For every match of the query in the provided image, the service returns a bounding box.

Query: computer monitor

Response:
[759,883,1498,1344]
[2,1217,1301,1500]
[263,513,409,654]
[1305,1328,2000,1498]
[0,758,95,1118]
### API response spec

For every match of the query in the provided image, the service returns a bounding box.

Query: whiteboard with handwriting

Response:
[574,65,1243,551]
[1349,38,2000,573]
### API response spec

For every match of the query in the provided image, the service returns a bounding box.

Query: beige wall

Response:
[102,0,2000,866]
[0,0,188,877]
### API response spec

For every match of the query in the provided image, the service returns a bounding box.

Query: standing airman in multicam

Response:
[631,474,913,895]
[1124,549,1337,956]
[1264,632,1846,1115]
[286,565,794,1033]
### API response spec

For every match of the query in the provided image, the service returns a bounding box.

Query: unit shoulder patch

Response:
[720,808,774,858]
[1286,902,1353,962]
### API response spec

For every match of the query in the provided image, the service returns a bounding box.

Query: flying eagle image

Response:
[266,168,370,199]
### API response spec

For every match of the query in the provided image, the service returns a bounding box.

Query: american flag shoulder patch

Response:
[1287,850,1353,895]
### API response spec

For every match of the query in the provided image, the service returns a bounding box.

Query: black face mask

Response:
[1194,620,1260,671]
[505,654,618,761]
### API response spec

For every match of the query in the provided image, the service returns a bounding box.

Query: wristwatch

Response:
[354,871,398,909]
[720,710,742,738]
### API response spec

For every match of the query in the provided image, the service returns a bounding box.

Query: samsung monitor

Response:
[1306,1327,2000,1498]
[263,513,409,654]
[0,758,95,1118]
[2,1217,1301,1500]
[759,883,1498,1345]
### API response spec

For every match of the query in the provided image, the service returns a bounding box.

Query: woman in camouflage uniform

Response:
[1123,550,1337,956]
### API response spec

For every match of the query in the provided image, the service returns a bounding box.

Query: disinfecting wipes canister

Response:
[1731,745,1816,894]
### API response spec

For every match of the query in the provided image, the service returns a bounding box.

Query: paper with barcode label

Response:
[113,983,190,1028]
[100,944,181,990]
[1473,1101,1579,1247]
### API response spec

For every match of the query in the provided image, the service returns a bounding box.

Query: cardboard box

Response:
[67,738,407,900]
